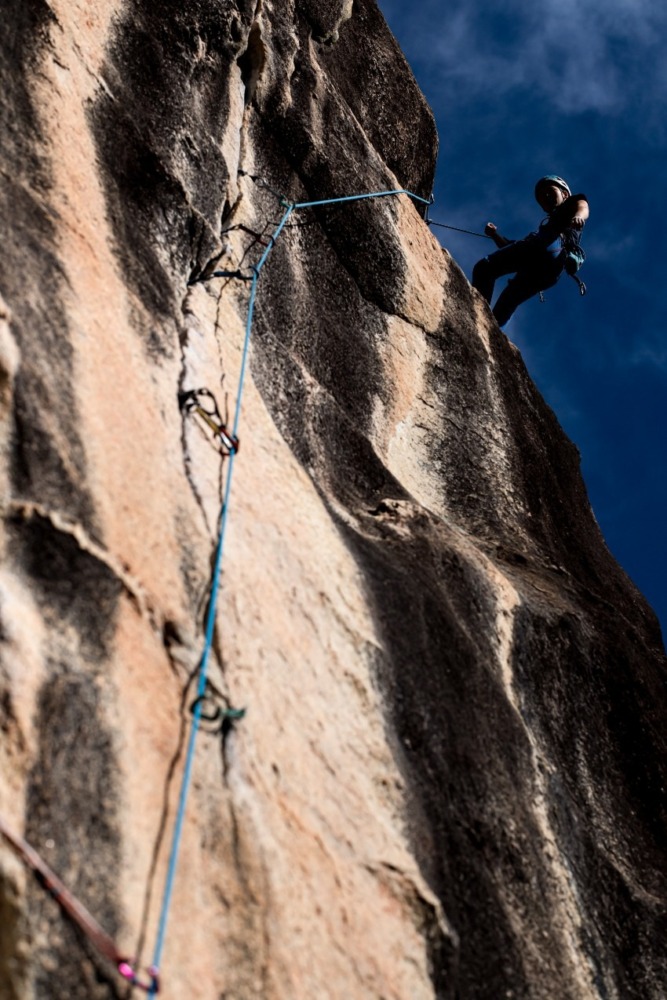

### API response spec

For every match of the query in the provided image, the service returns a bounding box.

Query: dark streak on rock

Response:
[252,219,386,436]
[26,666,123,1000]
[0,0,100,534]
[317,0,438,197]
[237,21,265,106]
[6,514,122,661]
[341,513,539,997]
[509,607,667,997]
[87,0,254,328]
[11,374,93,523]
[255,0,437,317]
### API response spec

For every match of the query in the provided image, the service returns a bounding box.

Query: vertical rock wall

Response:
[0,2,665,998]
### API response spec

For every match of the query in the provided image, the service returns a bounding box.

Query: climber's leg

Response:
[492,264,561,326]
[472,241,533,304]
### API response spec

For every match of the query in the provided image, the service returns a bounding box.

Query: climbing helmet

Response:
[534,175,572,200]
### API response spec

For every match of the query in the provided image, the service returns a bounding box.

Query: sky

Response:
[379,0,667,638]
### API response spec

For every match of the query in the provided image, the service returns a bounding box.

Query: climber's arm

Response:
[569,197,589,229]
[485,222,514,248]
[553,194,589,231]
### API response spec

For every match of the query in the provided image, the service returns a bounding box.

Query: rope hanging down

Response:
[147,181,431,997]
[0,813,159,993]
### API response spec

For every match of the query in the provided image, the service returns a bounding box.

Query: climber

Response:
[471,175,589,326]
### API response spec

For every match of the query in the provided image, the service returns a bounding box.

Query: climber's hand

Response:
[485,222,512,248]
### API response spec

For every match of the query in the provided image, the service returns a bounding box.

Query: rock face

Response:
[1,2,666,998]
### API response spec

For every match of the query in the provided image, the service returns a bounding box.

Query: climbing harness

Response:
[179,388,240,456]
[0,813,159,994]
[146,180,432,999]
[539,229,587,301]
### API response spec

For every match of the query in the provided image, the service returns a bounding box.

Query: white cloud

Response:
[582,231,637,264]
[385,0,667,115]
[629,342,667,370]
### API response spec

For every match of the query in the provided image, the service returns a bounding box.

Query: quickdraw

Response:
[179,388,239,457]
[0,813,159,994]
[189,691,246,731]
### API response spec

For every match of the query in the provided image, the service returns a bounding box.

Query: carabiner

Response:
[118,961,160,994]
[179,388,240,456]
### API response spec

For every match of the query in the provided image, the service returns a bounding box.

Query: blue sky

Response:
[379,0,667,637]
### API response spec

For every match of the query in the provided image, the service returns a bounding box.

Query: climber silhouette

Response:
[472,175,589,326]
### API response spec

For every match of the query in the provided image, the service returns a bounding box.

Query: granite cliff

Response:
[1,2,666,998]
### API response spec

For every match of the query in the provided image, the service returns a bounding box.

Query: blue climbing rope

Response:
[292,187,432,210]
[147,202,294,997]
[147,185,427,994]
